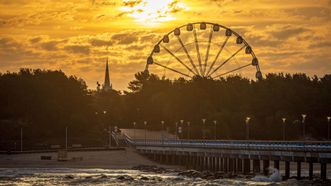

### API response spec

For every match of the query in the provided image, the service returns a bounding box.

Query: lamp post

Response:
[175,122,178,140]
[65,126,68,150]
[161,120,165,131]
[245,117,251,140]
[161,120,165,144]
[187,121,191,139]
[20,127,23,152]
[180,120,184,139]
[282,118,286,141]
[327,116,331,140]
[102,110,111,148]
[213,120,217,140]
[133,121,136,139]
[144,121,147,145]
[108,125,112,148]
[301,114,307,139]
[202,118,206,139]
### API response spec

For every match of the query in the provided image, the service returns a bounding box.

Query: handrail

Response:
[124,137,331,153]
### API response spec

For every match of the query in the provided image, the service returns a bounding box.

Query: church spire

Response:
[103,58,111,91]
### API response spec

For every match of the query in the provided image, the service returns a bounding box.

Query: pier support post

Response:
[321,163,327,180]
[207,156,210,170]
[297,162,301,179]
[273,160,279,170]
[285,161,290,179]
[233,158,237,173]
[224,158,228,173]
[243,159,250,174]
[228,158,234,172]
[204,156,208,170]
[220,158,224,171]
[253,159,260,173]
[263,160,270,175]
[237,159,243,172]
[308,162,313,180]
[172,154,176,165]
[200,156,204,171]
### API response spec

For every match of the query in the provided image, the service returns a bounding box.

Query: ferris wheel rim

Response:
[145,22,262,80]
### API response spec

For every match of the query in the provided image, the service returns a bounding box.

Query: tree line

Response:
[0,69,330,150]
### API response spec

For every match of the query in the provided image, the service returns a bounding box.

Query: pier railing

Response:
[125,136,331,152]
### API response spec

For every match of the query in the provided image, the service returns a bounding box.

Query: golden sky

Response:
[1,0,331,90]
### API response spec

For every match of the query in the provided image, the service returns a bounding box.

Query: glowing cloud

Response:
[120,0,188,26]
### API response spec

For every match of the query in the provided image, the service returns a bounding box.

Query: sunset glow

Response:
[120,0,188,26]
[0,0,330,90]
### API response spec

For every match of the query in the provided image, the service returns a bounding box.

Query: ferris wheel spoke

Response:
[160,45,198,76]
[212,63,251,79]
[193,29,203,75]
[206,36,230,76]
[208,45,245,77]
[154,61,192,78]
[176,36,200,75]
[203,29,213,76]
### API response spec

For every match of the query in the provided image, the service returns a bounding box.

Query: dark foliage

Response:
[1,69,330,150]
[119,72,331,141]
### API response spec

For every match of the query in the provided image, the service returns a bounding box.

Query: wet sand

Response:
[0,148,180,169]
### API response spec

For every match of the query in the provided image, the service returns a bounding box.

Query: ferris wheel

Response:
[144,22,262,80]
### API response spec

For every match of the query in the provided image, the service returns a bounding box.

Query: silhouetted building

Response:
[102,58,112,91]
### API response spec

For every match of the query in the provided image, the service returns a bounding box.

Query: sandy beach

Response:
[0,148,180,169]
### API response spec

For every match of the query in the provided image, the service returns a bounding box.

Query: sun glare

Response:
[120,0,188,26]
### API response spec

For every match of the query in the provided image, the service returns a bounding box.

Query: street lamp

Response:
[213,120,217,140]
[282,118,286,141]
[301,114,307,139]
[109,125,113,148]
[161,120,165,144]
[327,116,331,140]
[144,121,147,145]
[187,121,191,139]
[20,127,23,152]
[202,118,206,139]
[245,117,251,140]
[133,121,136,139]
[175,122,178,139]
[161,120,165,131]
[65,126,68,150]
[103,110,111,148]
[180,120,184,139]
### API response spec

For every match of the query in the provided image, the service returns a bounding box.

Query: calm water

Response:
[0,168,310,186]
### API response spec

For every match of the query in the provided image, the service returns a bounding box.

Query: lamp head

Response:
[245,117,251,124]
[282,118,286,123]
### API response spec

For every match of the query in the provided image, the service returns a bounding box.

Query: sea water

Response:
[0,168,312,186]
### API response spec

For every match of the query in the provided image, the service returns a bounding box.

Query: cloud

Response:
[111,33,139,45]
[90,38,112,47]
[270,26,309,40]
[40,41,62,51]
[64,45,91,54]
[29,37,42,43]
[309,41,331,49]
